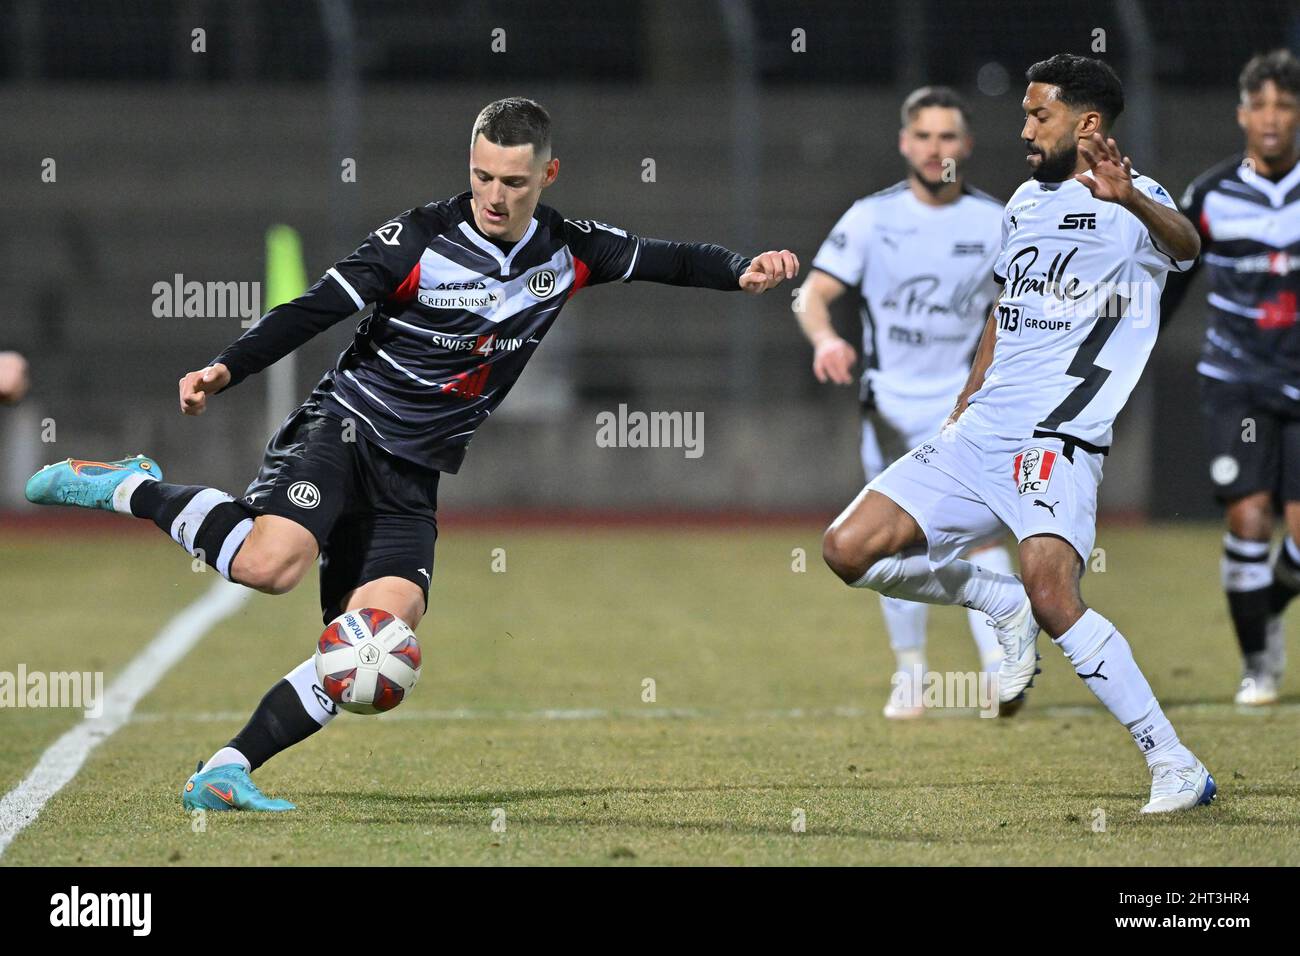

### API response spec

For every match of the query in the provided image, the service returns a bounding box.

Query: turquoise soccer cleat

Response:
[181,761,296,813]
[24,455,161,511]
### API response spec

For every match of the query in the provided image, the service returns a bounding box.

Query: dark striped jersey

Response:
[212,192,751,472]
[1175,154,1300,396]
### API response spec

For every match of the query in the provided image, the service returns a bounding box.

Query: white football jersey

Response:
[812,182,1003,402]
[962,173,1195,447]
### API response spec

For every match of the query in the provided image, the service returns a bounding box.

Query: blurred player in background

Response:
[0,351,29,404]
[795,87,1010,718]
[24,97,799,812]
[822,55,1215,812]
[1163,50,1300,706]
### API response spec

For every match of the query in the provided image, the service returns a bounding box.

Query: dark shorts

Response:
[1200,377,1300,505]
[242,404,440,624]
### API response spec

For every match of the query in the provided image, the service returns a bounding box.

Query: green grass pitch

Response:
[1,522,1298,866]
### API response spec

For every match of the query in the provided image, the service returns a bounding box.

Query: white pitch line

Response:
[0,577,249,858]
[129,699,1300,725]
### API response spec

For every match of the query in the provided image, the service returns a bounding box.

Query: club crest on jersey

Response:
[287,481,321,509]
[527,269,557,298]
[1013,448,1057,496]
[374,221,403,246]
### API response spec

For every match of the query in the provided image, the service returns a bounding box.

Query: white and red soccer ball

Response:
[314,608,422,714]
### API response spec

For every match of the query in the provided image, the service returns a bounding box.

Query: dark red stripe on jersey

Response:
[569,257,592,298]
[391,262,421,302]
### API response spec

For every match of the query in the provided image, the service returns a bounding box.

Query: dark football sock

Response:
[228,659,338,772]
[1222,534,1272,658]
[130,481,255,580]
[1269,535,1300,616]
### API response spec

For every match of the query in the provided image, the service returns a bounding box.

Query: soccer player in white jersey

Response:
[820,54,1216,812]
[796,87,1012,718]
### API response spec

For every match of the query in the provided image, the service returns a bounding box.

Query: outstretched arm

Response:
[179,209,427,416]
[1075,132,1201,262]
[630,238,798,293]
[179,276,360,415]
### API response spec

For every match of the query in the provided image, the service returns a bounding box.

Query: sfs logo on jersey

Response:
[1058,213,1097,230]
[527,269,557,298]
[1013,447,1058,496]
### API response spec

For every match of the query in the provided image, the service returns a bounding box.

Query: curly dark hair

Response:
[1239,49,1300,99]
[1025,54,1125,128]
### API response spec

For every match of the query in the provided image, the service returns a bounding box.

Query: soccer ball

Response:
[314,608,422,715]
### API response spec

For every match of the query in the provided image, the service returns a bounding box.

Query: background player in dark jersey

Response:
[1164,51,1300,705]
[24,97,799,811]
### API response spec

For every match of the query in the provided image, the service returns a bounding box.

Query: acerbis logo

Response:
[528,269,557,298]
[374,221,403,245]
[1058,213,1097,230]
[434,280,487,290]
[287,481,320,509]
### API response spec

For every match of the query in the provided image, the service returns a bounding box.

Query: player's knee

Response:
[1226,496,1273,541]
[232,540,312,595]
[822,523,891,584]
[1022,577,1083,638]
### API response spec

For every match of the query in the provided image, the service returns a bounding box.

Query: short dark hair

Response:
[900,85,971,130]
[1239,49,1300,99]
[470,97,552,154]
[1025,54,1125,128]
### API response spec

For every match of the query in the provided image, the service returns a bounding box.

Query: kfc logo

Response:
[1014,447,1057,496]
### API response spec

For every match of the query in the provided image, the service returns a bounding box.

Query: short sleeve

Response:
[564,218,641,287]
[1134,178,1196,274]
[811,200,871,289]
[325,209,429,309]
[992,209,1013,285]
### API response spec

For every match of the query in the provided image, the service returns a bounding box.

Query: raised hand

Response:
[1074,132,1135,205]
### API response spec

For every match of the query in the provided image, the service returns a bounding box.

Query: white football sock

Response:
[852,552,1025,624]
[111,471,158,515]
[285,658,339,727]
[879,595,928,655]
[204,746,251,773]
[1055,609,1194,768]
[965,545,1013,670]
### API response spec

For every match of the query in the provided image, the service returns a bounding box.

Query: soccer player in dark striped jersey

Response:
[24,97,799,812]
[1164,51,1300,705]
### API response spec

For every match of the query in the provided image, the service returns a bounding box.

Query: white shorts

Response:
[867,422,1104,568]
[861,392,954,481]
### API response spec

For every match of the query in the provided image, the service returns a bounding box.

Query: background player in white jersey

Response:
[795,87,1012,718]
[820,54,1216,812]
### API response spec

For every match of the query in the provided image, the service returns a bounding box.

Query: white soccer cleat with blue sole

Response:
[1141,758,1217,814]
